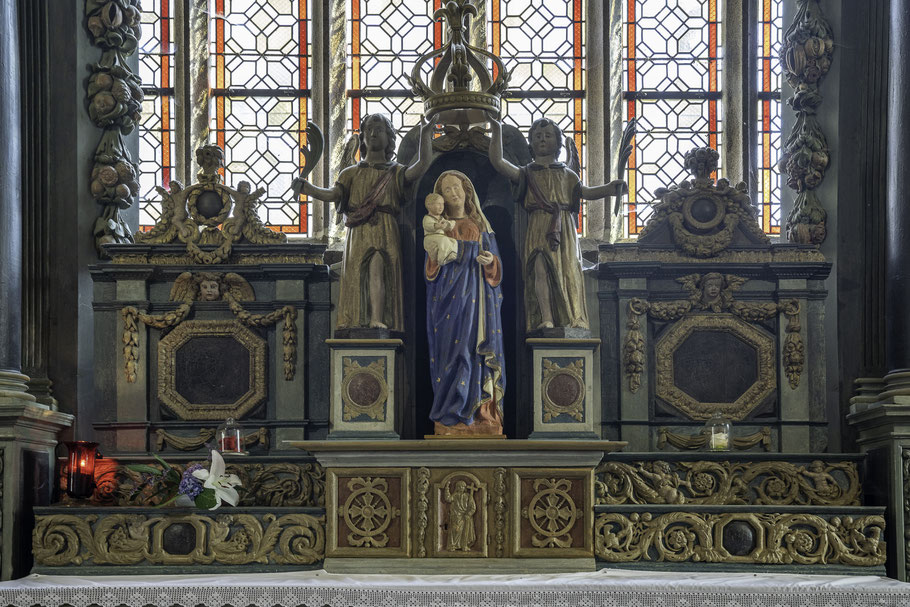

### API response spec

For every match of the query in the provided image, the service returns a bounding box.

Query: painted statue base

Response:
[527,337,600,439]
[333,327,404,340]
[528,327,592,339]
[326,338,402,439]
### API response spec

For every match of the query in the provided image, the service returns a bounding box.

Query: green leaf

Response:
[152,453,173,472]
[126,464,163,475]
[194,488,217,510]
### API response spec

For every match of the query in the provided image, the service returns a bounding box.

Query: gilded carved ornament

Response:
[595,460,860,507]
[657,426,772,452]
[492,467,507,558]
[154,427,268,452]
[33,512,325,567]
[415,468,430,558]
[622,273,803,397]
[121,272,298,384]
[341,358,388,422]
[638,148,769,257]
[135,145,286,264]
[594,512,884,567]
[339,477,400,549]
[521,478,582,549]
[781,0,834,244]
[541,359,585,422]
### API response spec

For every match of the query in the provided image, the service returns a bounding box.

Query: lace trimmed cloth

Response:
[0,569,908,607]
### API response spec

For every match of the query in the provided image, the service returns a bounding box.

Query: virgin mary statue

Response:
[425,170,506,436]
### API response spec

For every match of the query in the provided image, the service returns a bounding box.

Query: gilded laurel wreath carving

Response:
[541,359,585,422]
[594,512,884,567]
[33,512,325,567]
[339,477,400,548]
[595,460,860,507]
[521,478,581,548]
[341,359,388,422]
[622,273,803,394]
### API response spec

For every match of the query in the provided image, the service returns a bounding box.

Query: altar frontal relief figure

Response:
[426,170,506,436]
[488,116,626,331]
[294,114,434,331]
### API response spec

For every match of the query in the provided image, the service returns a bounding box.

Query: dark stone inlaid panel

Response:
[175,336,251,405]
[673,330,758,403]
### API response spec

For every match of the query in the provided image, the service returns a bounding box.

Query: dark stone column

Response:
[887,0,910,371]
[0,0,27,387]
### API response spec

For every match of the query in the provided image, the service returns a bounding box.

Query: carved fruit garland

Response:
[85,0,143,255]
[780,0,834,244]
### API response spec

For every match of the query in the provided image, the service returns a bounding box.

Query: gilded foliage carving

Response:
[493,467,507,558]
[541,359,585,422]
[415,467,430,558]
[622,274,803,396]
[657,426,772,452]
[638,148,769,257]
[595,460,860,507]
[78,461,324,508]
[594,512,884,567]
[33,512,325,567]
[341,358,388,422]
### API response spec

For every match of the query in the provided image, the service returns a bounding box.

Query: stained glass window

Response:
[489,0,586,230]
[623,0,723,235]
[757,0,782,235]
[211,0,312,234]
[346,0,439,141]
[138,0,176,229]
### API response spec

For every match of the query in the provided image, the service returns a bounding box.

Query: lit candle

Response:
[65,441,99,499]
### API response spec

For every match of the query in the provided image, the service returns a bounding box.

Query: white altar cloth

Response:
[0,569,908,607]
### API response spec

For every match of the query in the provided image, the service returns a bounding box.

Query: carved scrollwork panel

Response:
[595,460,861,507]
[594,512,884,567]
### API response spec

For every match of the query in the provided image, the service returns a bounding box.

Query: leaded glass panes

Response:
[623,0,723,235]
[346,0,439,141]
[211,0,312,234]
[138,0,175,229]
[489,0,586,230]
[757,0,782,235]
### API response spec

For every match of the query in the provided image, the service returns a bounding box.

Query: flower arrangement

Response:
[127,449,242,510]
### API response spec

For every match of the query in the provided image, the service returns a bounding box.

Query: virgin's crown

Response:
[407,0,509,124]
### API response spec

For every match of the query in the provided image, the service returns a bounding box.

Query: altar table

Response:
[0,569,908,607]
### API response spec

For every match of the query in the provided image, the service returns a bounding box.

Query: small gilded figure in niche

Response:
[638,460,690,505]
[801,460,838,498]
[426,170,506,436]
[488,115,626,331]
[293,114,435,331]
[422,193,458,266]
[444,479,477,552]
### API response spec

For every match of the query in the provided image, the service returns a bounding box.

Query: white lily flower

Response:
[192,449,242,509]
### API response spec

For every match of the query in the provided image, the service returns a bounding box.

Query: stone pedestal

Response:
[0,402,72,579]
[327,339,402,439]
[292,439,625,573]
[527,338,600,439]
[846,400,910,580]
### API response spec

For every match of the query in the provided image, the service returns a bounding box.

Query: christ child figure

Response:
[422,193,458,266]
[488,114,626,331]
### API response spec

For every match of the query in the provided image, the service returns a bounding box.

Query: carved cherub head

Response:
[195,144,225,175]
[237,180,252,195]
[701,272,724,305]
[528,117,564,160]
[195,272,223,301]
[358,114,396,161]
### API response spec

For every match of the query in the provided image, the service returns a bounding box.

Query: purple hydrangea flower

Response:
[179,464,204,499]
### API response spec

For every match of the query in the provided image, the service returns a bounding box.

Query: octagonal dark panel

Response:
[174,336,251,405]
[672,329,758,403]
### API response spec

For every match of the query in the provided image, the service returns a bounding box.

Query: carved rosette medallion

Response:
[594,512,885,567]
[541,359,585,423]
[434,472,487,557]
[512,469,593,557]
[329,470,409,557]
[340,357,388,422]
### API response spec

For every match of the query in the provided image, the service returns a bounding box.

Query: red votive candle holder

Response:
[216,417,244,454]
[64,441,99,499]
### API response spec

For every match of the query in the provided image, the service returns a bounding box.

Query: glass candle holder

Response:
[704,412,732,451]
[216,418,244,454]
[64,441,99,499]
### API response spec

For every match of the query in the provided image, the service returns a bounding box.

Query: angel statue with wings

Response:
[488,115,627,331]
